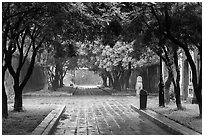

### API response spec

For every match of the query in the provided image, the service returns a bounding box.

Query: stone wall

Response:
[129,63,160,93]
[142,64,160,93]
[21,62,46,92]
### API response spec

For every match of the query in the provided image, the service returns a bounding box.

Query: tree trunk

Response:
[43,66,49,90]
[53,77,59,90]
[196,56,202,116]
[126,62,132,89]
[2,67,8,118]
[59,70,63,88]
[59,77,63,87]
[122,70,132,91]
[2,84,8,118]
[13,85,23,111]
[165,33,201,115]
[173,48,182,110]
[59,63,64,88]
[107,71,113,88]
[194,87,202,116]
[164,71,173,104]
[119,71,125,90]
[101,74,107,87]
[190,56,202,116]
[53,62,60,90]
[173,81,182,109]
[2,22,9,118]
[113,76,121,91]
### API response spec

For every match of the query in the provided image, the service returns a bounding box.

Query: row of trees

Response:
[2,2,202,118]
[77,40,157,91]
[3,3,51,117]
[2,2,108,117]
[76,2,202,115]
[127,2,202,115]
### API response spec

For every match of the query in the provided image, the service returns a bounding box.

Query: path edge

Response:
[130,105,201,135]
[31,105,66,135]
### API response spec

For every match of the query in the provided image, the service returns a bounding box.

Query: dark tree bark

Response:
[113,76,121,91]
[101,73,108,87]
[119,71,125,90]
[111,66,123,91]
[13,84,23,111]
[59,64,64,88]
[2,66,8,118]
[53,62,60,90]
[2,15,10,118]
[123,62,132,90]
[2,85,8,118]
[48,67,55,88]
[158,47,174,105]
[164,71,173,104]
[112,62,124,91]
[120,68,131,91]
[173,48,182,109]
[59,77,64,87]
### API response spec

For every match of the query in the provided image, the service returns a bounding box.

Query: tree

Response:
[2,2,72,111]
[2,2,48,113]
[4,25,45,111]
[3,2,110,112]
[46,41,77,89]
[75,3,160,91]
[142,27,183,109]
[148,2,202,115]
[118,2,201,114]
[34,2,111,90]
[91,41,136,91]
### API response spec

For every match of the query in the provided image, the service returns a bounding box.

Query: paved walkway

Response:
[23,87,200,135]
[73,87,110,96]
[52,96,171,135]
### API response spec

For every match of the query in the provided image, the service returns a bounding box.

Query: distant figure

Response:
[135,76,143,95]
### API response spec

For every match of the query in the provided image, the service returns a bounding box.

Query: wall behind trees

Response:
[20,62,46,92]
[142,64,160,93]
[129,63,160,93]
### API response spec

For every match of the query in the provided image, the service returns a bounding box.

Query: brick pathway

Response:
[52,95,172,135]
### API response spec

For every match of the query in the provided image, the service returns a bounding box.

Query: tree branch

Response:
[20,48,38,89]
[3,6,36,22]
[150,5,162,31]
[15,28,30,76]
[5,51,16,79]
[164,4,171,34]
[22,42,32,65]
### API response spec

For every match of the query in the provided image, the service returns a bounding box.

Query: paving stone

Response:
[52,95,172,135]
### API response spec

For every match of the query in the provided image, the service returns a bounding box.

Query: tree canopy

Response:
[2,2,202,117]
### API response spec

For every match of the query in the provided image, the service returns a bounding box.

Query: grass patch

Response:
[2,104,55,135]
[147,96,202,133]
